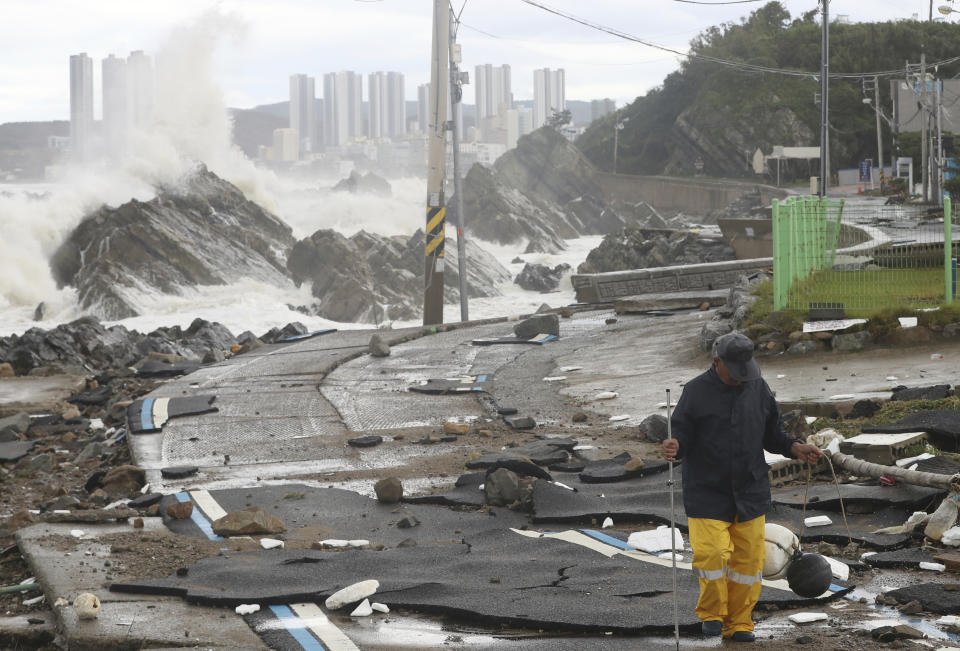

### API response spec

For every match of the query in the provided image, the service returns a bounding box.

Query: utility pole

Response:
[874,77,884,189]
[448,7,469,322]
[819,0,829,198]
[424,0,449,325]
[921,52,929,203]
[937,77,944,206]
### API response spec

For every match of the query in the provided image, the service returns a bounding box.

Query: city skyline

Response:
[1,1,927,123]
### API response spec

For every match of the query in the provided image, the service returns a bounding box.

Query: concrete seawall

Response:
[572,258,772,303]
[596,173,789,214]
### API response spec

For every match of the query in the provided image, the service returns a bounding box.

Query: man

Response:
[661,332,823,642]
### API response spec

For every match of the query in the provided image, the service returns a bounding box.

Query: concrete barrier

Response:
[572,258,772,303]
[596,173,789,214]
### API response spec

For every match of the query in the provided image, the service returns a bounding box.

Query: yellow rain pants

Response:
[688,515,765,637]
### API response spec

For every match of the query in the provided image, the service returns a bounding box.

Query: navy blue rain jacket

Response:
[670,366,799,522]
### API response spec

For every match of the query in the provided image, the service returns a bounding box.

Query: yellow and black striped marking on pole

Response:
[426,206,445,257]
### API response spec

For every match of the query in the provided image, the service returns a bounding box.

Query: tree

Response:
[547,109,572,130]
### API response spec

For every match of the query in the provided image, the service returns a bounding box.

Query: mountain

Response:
[576,3,960,179]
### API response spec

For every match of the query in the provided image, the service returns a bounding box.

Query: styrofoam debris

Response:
[478,484,485,491]
[908,464,918,471]
[899,317,918,328]
[937,615,960,625]
[543,376,567,382]
[897,452,935,467]
[658,552,684,562]
[826,438,841,455]
[52,509,71,515]
[348,540,369,547]
[23,595,44,606]
[776,374,786,379]
[828,394,854,400]
[627,525,684,553]
[805,416,819,425]
[89,418,105,430]
[920,562,946,572]
[70,529,84,538]
[593,392,618,400]
[886,376,898,381]
[804,515,832,527]
[608,415,630,422]
[260,538,284,550]
[140,483,150,494]
[830,601,848,609]
[54,597,69,608]
[807,428,843,449]
[350,599,373,617]
[372,602,390,613]
[104,499,130,510]
[788,612,828,624]
[823,556,849,582]
[325,580,380,610]
[602,517,614,529]
[552,481,574,491]
[19,577,35,585]
[560,366,583,372]
[319,539,350,548]
[860,552,877,560]
[235,604,261,615]
[573,445,594,450]
[941,527,960,547]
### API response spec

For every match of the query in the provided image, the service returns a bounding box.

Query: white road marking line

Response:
[151,398,170,428]
[289,602,361,651]
[189,490,228,522]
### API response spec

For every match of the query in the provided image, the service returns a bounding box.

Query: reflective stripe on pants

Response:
[688,515,766,636]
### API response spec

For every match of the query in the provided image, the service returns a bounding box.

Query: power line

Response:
[517,0,960,81]
[673,0,763,4]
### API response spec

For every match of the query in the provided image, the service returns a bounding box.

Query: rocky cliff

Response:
[459,127,624,254]
[577,227,736,274]
[288,229,511,323]
[50,165,296,320]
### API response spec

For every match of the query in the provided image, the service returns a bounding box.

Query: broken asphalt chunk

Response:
[504,415,536,430]
[890,384,952,401]
[161,466,199,479]
[348,435,383,448]
[126,395,218,434]
[0,440,35,463]
[465,454,552,481]
[579,453,666,484]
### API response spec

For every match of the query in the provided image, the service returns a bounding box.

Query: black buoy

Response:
[786,553,833,598]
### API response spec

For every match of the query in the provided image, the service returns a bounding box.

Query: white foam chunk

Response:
[609,415,630,422]
[70,529,84,538]
[920,562,946,572]
[348,540,369,547]
[593,391,618,400]
[828,394,854,400]
[823,556,849,581]
[560,366,583,372]
[319,539,350,548]
[627,525,684,552]
[543,376,567,382]
[260,538,284,550]
[941,526,960,546]
[371,602,390,613]
[602,517,614,529]
[937,615,960,625]
[788,612,828,624]
[804,515,832,527]
[89,418,105,430]
[350,599,373,617]
[805,416,819,425]
[22,595,44,606]
[897,453,935,467]
[235,604,261,615]
[325,579,380,610]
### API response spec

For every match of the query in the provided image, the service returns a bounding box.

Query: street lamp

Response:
[940,4,959,15]
[613,117,628,174]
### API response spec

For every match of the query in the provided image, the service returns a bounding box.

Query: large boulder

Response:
[332,170,392,197]
[578,227,736,274]
[50,165,296,320]
[212,507,286,536]
[514,263,571,292]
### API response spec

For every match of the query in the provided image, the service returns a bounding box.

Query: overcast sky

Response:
[0,0,942,122]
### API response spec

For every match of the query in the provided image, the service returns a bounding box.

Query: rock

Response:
[61,406,81,420]
[73,593,101,620]
[637,414,668,442]
[0,362,14,377]
[129,493,163,509]
[348,435,383,448]
[898,600,923,615]
[885,325,934,345]
[832,330,872,353]
[504,415,536,430]
[0,412,31,440]
[397,538,417,548]
[167,501,194,520]
[332,170,392,197]
[161,466,199,479]
[623,458,645,472]
[944,322,960,337]
[484,468,521,506]
[579,452,647,483]
[891,384,951,402]
[513,314,559,339]
[74,442,106,465]
[572,412,588,423]
[536,303,552,313]
[787,341,817,355]
[100,465,146,495]
[442,421,470,435]
[465,456,553,481]
[578,227,736,274]
[212,507,285,536]
[368,335,390,358]
[30,453,54,473]
[514,263,571,292]
[700,302,711,311]
[374,477,403,504]
[50,166,295,321]
[325,580,380,610]
[699,319,733,353]
[847,399,881,419]
[396,514,420,529]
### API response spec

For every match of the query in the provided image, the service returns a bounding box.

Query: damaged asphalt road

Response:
[10,308,960,649]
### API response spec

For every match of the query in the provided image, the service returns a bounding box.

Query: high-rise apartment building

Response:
[102,54,128,156]
[272,128,300,162]
[417,83,430,135]
[591,98,616,122]
[69,53,94,160]
[368,71,406,139]
[323,71,363,147]
[533,68,566,129]
[475,64,512,122]
[126,50,154,131]
[289,73,316,156]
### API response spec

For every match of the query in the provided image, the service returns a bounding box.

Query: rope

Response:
[799,455,853,547]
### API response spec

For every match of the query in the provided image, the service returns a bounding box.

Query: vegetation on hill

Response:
[577,2,960,180]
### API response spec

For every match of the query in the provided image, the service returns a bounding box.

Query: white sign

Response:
[802,319,867,333]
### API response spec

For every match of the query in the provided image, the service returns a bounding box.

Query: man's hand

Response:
[791,441,824,465]
[662,438,679,462]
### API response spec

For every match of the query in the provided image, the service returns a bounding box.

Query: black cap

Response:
[714,332,761,382]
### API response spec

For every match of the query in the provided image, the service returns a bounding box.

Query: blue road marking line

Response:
[140,398,155,431]
[829,583,845,592]
[268,605,327,651]
[175,492,222,541]
[580,529,635,550]
[476,374,487,382]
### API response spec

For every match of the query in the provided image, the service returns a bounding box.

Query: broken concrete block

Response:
[73,593,100,620]
[627,526,683,553]
[788,612,827,624]
[325,579,379,610]
[212,507,285,536]
[166,501,194,520]
[368,335,390,357]
[891,384,952,402]
[514,314,559,339]
[350,598,374,617]
[374,477,403,504]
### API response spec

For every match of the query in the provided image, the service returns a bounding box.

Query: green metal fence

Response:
[773,196,956,315]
